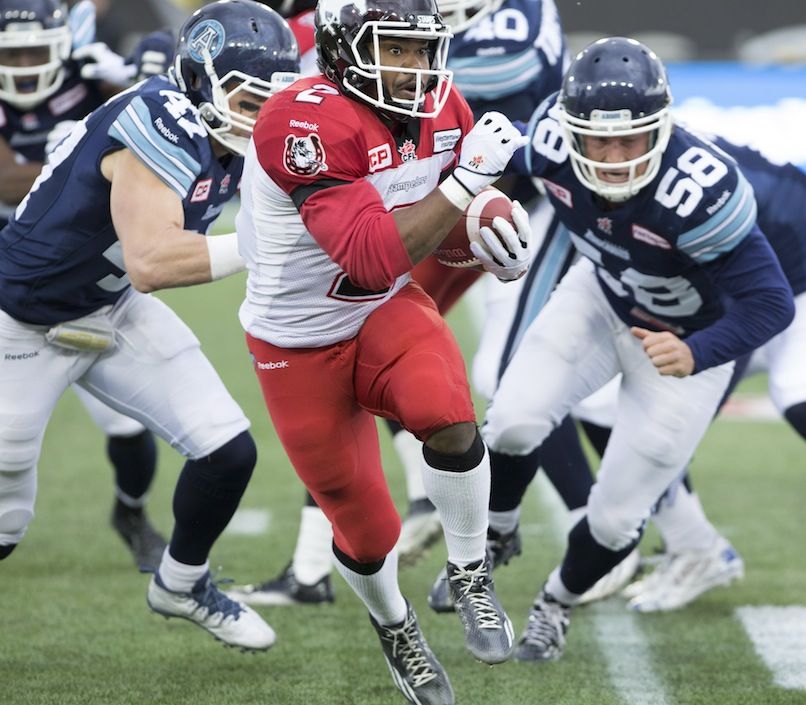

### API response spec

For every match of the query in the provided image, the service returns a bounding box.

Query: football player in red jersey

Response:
[236,0,531,701]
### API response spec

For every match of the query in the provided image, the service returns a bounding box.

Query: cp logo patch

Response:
[284,133,328,176]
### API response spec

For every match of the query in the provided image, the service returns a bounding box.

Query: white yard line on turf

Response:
[225,508,271,536]
[736,606,806,690]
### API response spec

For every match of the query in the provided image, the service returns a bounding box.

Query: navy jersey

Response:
[515,94,793,371]
[710,137,806,297]
[0,61,105,221]
[0,75,242,326]
[448,0,566,122]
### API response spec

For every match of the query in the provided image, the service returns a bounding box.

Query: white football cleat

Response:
[625,536,744,612]
[576,547,641,605]
[148,571,276,651]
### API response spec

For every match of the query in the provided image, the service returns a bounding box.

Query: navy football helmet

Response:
[315,0,453,120]
[0,0,71,110]
[174,0,300,155]
[556,36,673,202]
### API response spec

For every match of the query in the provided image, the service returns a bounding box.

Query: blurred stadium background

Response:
[3,2,804,705]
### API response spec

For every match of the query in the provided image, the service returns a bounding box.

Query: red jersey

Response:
[238,75,474,347]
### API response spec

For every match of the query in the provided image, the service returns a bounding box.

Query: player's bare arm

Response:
[103,148,229,292]
[0,136,42,203]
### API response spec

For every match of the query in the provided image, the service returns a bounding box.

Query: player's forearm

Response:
[124,228,231,292]
[394,188,464,264]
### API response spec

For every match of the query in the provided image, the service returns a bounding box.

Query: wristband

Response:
[206,232,246,281]
[438,174,475,211]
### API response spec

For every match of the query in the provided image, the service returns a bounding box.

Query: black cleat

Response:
[446,556,514,664]
[428,526,521,614]
[515,589,571,663]
[370,601,454,705]
[227,563,335,606]
[111,502,167,573]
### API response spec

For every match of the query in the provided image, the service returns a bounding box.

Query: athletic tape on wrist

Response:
[206,232,245,281]
[438,174,475,211]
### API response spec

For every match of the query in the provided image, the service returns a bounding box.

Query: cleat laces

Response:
[448,562,502,629]
[385,615,438,688]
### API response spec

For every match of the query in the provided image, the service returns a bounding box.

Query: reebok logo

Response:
[256,359,289,370]
[5,351,39,360]
[289,119,319,132]
[154,116,179,144]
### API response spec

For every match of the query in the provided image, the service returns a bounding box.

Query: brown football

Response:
[434,187,515,268]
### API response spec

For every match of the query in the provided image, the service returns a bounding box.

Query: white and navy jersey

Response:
[0,75,242,326]
[711,136,806,297]
[514,94,793,371]
[0,61,105,223]
[448,0,566,122]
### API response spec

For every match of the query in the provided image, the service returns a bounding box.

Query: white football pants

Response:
[0,289,249,546]
[483,259,734,551]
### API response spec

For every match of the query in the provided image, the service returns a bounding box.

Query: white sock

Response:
[333,548,407,626]
[158,548,209,593]
[292,506,334,585]
[653,485,719,554]
[115,488,147,509]
[567,506,586,529]
[422,447,489,566]
[395,430,427,502]
[488,508,520,535]
[545,566,581,606]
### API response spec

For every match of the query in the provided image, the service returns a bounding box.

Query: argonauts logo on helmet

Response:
[188,19,226,63]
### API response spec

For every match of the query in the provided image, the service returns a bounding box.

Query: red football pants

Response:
[412,255,482,315]
[246,283,476,563]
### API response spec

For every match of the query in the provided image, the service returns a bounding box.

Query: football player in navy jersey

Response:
[0,0,179,573]
[479,37,794,662]
[0,0,300,652]
[573,134,806,612]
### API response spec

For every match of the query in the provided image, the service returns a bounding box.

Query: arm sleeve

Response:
[107,94,203,200]
[685,226,795,372]
[299,179,412,291]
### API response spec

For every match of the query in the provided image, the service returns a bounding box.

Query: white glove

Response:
[470,200,532,282]
[439,112,529,210]
[45,120,78,159]
[72,42,136,86]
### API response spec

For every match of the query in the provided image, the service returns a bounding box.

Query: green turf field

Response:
[2,212,804,705]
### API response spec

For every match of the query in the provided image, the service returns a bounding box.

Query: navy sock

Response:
[489,446,540,512]
[784,401,806,442]
[0,544,16,560]
[579,420,610,459]
[559,517,641,595]
[540,416,594,510]
[169,431,257,565]
[107,430,157,501]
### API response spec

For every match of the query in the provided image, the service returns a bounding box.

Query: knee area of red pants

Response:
[325,485,401,563]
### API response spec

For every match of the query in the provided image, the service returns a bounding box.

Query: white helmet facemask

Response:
[557,104,673,203]
[0,21,71,110]
[343,19,453,120]
[192,48,300,156]
[438,0,503,34]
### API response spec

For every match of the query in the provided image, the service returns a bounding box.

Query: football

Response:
[434,187,515,268]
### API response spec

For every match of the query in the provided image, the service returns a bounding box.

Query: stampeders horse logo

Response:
[283,133,328,176]
[398,138,417,162]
